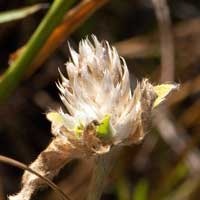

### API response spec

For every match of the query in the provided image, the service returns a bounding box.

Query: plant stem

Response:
[86,148,120,200]
[0,0,75,103]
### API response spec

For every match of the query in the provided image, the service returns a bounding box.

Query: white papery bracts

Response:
[47,35,178,156]
[9,36,178,200]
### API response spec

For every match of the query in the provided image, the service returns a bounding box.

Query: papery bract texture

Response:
[47,35,178,155]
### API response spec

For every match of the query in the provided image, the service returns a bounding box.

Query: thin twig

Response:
[151,1,200,199]
[151,0,200,171]
[152,0,175,82]
[0,155,72,200]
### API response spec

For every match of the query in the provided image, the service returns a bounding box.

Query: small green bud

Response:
[96,115,112,139]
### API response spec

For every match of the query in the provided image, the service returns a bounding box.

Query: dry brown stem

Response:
[116,18,200,76]
[9,137,76,200]
[151,0,200,175]
[152,0,175,81]
[86,147,121,200]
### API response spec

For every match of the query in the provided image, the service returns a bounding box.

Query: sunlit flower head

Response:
[47,35,177,156]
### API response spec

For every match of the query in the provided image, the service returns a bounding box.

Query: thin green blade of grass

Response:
[0,4,48,24]
[0,0,75,103]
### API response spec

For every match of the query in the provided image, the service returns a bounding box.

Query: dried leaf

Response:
[0,4,48,24]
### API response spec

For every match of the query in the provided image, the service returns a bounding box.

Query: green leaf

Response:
[0,0,75,102]
[96,115,112,139]
[0,4,48,24]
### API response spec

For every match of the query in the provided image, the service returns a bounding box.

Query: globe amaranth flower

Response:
[47,35,178,156]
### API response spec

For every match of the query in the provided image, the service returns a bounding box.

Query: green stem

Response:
[0,0,74,103]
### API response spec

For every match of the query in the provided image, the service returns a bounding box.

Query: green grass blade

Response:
[0,0,75,103]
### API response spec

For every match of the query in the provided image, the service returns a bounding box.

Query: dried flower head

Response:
[9,35,178,200]
[47,35,178,156]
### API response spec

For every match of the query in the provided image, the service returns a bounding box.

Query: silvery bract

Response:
[47,35,177,155]
[9,36,178,200]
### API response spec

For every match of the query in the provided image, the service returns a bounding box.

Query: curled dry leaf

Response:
[9,137,76,200]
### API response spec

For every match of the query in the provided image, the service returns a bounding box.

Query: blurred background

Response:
[0,0,200,199]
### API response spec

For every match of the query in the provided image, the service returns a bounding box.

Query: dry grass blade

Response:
[0,155,72,200]
[9,0,109,78]
[0,3,48,24]
[152,0,175,82]
[152,0,174,82]
[115,18,200,59]
[150,1,200,199]
[115,18,200,80]
[151,0,200,173]
[86,148,121,200]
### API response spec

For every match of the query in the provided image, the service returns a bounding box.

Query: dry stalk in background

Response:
[86,148,121,200]
[152,0,175,82]
[150,0,200,199]
[151,0,200,172]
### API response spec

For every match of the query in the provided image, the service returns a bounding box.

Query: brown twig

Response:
[86,148,121,200]
[115,18,200,60]
[151,0,200,171]
[151,1,200,199]
[152,0,175,82]
[115,18,200,82]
